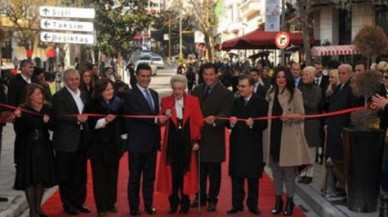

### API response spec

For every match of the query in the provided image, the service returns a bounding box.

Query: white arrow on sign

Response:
[40,19,94,32]
[40,32,95,45]
[39,6,95,19]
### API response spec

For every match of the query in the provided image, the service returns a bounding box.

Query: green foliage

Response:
[93,0,154,55]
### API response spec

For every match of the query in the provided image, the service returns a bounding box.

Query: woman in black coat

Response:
[84,78,125,217]
[14,84,56,217]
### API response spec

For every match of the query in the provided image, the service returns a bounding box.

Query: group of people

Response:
[1,57,388,217]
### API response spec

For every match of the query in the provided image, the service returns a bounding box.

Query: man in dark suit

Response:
[291,62,303,88]
[326,64,361,197]
[248,68,268,98]
[227,74,268,215]
[123,63,160,216]
[0,79,8,202]
[191,63,233,212]
[314,61,329,163]
[52,69,91,215]
[7,60,39,170]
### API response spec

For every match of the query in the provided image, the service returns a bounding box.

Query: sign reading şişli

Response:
[39,6,95,19]
[40,32,95,45]
[40,19,94,32]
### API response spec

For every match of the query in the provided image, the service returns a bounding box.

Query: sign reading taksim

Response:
[275,32,290,49]
[39,6,95,19]
[40,32,95,45]
[40,19,94,32]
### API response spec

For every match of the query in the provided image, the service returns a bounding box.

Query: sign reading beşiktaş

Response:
[39,6,95,19]
[40,32,95,45]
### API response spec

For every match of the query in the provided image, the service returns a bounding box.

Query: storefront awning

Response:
[311,45,360,56]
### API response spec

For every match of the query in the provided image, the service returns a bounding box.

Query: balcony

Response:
[240,0,262,19]
[227,21,242,34]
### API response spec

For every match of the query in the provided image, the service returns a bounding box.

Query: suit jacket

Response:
[326,81,362,159]
[254,83,268,98]
[229,94,268,178]
[157,94,203,195]
[8,74,38,106]
[123,86,161,153]
[318,75,329,91]
[52,87,89,152]
[192,82,233,162]
[378,84,388,130]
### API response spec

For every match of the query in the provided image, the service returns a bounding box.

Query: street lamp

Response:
[179,1,183,60]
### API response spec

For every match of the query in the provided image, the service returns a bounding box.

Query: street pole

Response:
[281,0,286,66]
[179,5,183,60]
[168,12,172,64]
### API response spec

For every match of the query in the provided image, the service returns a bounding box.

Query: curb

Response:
[296,182,347,217]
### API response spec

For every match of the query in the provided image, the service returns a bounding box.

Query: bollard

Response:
[322,158,336,196]
[380,193,388,217]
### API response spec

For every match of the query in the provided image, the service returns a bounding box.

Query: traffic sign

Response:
[40,32,95,45]
[275,32,290,49]
[40,19,94,32]
[39,6,95,19]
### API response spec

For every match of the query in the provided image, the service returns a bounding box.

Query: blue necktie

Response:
[145,89,154,112]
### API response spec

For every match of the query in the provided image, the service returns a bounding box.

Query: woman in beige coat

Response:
[263,67,313,216]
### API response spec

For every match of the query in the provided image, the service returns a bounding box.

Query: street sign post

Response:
[40,32,95,45]
[275,31,290,49]
[39,6,95,19]
[40,19,94,32]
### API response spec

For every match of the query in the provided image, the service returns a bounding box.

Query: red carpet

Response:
[43,130,306,217]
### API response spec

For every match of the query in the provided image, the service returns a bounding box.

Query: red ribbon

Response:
[0,103,365,122]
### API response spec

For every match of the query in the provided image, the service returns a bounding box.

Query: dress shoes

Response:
[190,199,206,207]
[207,202,217,212]
[107,206,118,213]
[303,177,313,184]
[130,208,141,216]
[0,197,8,202]
[64,206,80,215]
[297,176,306,184]
[248,207,261,215]
[226,207,243,214]
[98,212,106,217]
[76,205,91,213]
[145,207,156,215]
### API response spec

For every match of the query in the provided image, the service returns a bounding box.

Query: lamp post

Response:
[281,0,286,66]
[179,2,183,60]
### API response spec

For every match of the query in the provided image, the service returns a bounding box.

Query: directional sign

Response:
[40,19,94,32]
[39,6,95,19]
[40,32,95,45]
[275,32,290,49]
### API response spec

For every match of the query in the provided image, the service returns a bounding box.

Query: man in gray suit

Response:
[192,63,233,212]
[52,69,90,215]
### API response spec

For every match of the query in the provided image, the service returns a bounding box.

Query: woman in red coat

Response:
[157,74,203,214]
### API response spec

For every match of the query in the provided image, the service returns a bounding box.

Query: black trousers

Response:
[199,162,221,203]
[128,151,157,209]
[231,177,259,209]
[91,159,119,212]
[56,148,87,209]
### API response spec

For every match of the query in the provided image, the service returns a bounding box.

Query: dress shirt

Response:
[21,73,31,84]
[175,98,184,119]
[65,86,84,114]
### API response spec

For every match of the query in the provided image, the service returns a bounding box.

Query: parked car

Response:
[135,60,158,76]
[151,56,165,69]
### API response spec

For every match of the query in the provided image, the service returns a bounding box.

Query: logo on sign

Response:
[275,32,290,49]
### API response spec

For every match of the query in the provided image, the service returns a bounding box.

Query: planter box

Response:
[342,127,384,212]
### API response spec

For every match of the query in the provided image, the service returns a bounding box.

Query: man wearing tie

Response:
[191,63,233,212]
[123,63,161,216]
[227,74,268,215]
[248,68,268,98]
[291,62,303,88]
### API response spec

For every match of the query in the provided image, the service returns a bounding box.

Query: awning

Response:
[221,29,306,50]
[311,45,359,56]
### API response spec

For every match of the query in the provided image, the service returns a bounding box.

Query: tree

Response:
[353,25,388,62]
[181,0,217,62]
[93,0,154,56]
[294,0,313,65]
[0,0,55,54]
